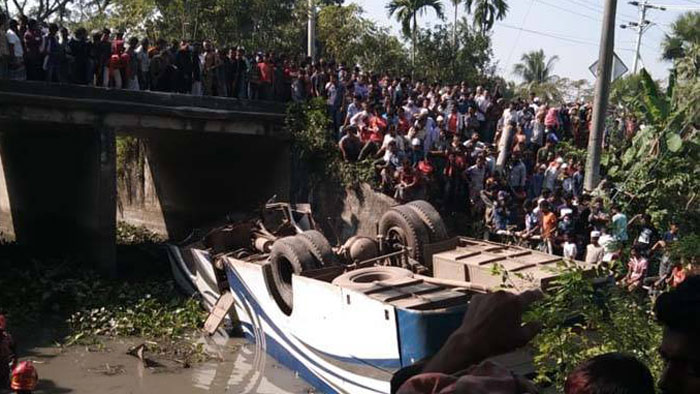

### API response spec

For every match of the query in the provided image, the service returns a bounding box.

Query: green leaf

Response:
[622,148,637,167]
[639,69,669,124]
[666,133,683,152]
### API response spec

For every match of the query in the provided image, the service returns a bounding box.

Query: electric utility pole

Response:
[621,1,666,74]
[584,0,617,192]
[308,0,316,62]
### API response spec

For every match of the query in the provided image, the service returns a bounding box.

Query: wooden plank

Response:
[203,292,235,336]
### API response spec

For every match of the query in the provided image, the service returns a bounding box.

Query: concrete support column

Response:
[94,123,117,276]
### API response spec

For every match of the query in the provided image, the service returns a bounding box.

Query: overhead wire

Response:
[533,0,602,22]
[503,0,536,71]
[496,23,636,52]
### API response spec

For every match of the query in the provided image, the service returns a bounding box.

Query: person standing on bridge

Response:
[6,19,25,81]
[124,37,140,91]
[135,38,150,90]
[23,19,43,81]
[0,12,9,80]
[43,24,61,83]
[67,28,91,85]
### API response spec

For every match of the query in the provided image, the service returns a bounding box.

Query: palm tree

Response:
[451,0,462,48]
[661,11,700,62]
[386,0,445,69]
[513,49,559,84]
[463,0,508,32]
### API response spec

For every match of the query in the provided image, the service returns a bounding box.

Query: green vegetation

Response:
[524,263,663,391]
[463,0,509,32]
[0,230,206,363]
[386,0,445,68]
[286,98,376,189]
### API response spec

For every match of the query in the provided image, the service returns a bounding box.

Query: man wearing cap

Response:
[528,164,546,200]
[585,231,605,264]
[543,158,562,192]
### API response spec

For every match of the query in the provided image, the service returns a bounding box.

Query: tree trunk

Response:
[412,13,417,74]
[453,3,458,48]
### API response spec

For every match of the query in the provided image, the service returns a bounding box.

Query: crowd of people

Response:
[0,11,689,292]
[0,15,321,99]
[331,68,693,294]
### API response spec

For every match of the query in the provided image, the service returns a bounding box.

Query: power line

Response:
[567,0,639,20]
[533,0,602,22]
[496,22,636,52]
[504,0,536,69]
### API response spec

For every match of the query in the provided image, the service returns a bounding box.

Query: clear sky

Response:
[352,0,698,83]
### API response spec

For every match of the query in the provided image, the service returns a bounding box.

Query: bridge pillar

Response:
[0,121,117,276]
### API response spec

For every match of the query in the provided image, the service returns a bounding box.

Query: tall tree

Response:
[463,0,508,32]
[513,49,558,84]
[661,11,700,62]
[386,0,445,70]
[12,0,73,20]
[450,0,461,47]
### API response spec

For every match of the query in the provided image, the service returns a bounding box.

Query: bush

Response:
[286,98,375,189]
[524,263,663,390]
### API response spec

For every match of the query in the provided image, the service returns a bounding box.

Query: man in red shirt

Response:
[257,53,274,100]
[23,19,43,81]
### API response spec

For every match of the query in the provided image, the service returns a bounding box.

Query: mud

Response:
[12,335,314,394]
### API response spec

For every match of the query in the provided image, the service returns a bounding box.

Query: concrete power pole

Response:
[584,0,618,192]
[622,1,666,74]
[632,2,647,73]
[308,0,316,62]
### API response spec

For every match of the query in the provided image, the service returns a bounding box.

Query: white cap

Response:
[411,138,422,147]
[561,163,568,170]
[591,231,601,238]
[556,157,565,164]
[560,208,573,216]
[534,97,541,103]
[436,115,444,122]
[419,108,429,117]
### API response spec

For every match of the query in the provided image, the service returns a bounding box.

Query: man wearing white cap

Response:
[585,231,605,264]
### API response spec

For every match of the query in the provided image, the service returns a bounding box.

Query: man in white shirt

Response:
[5,20,25,81]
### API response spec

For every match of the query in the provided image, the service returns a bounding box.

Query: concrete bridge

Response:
[0,80,290,275]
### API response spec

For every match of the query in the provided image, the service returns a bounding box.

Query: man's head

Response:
[670,222,679,234]
[655,276,700,394]
[565,353,655,394]
[9,19,18,32]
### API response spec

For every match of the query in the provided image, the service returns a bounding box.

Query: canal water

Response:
[21,335,315,394]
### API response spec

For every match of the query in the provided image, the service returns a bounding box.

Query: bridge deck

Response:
[0,80,287,136]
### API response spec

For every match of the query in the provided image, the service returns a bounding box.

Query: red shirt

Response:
[398,118,410,134]
[448,114,459,134]
[258,62,274,84]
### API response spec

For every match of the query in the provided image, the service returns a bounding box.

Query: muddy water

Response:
[22,335,315,394]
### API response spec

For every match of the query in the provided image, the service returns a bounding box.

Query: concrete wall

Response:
[117,132,291,241]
